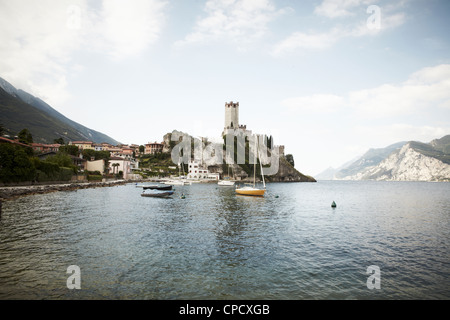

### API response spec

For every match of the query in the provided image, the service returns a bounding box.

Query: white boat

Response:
[218,163,235,186]
[163,180,191,186]
[218,180,235,186]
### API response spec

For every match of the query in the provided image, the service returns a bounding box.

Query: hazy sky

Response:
[1,0,449,176]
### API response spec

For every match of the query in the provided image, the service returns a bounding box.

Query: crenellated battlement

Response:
[225,101,239,108]
[224,101,240,130]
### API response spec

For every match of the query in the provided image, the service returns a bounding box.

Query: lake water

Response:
[0,181,449,300]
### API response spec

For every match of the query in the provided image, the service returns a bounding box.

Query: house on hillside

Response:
[0,136,32,148]
[70,155,87,171]
[31,143,61,153]
[145,142,164,154]
[86,159,105,174]
[108,157,131,179]
[69,141,94,150]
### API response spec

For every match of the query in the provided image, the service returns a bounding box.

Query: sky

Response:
[1,0,450,176]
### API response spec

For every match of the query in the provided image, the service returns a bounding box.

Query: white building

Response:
[187,160,219,181]
[109,157,131,179]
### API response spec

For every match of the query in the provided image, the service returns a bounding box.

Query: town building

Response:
[93,144,103,151]
[86,159,105,174]
[108,157,132,179]
[69,141,94,150]
[187,160,219,181]
[0,136,32,148]
[145,142,164,154]
[31,143,61,153]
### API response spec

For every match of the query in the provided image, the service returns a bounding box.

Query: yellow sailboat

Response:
[235,136,266,197]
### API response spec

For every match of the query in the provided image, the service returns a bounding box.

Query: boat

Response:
[141,190,174,198]
[235,136,266,197]
[142,185,172,190]
[163,180,191,186]
[218,180,235,186]
[218,163,235,186]
[235,185,265,196]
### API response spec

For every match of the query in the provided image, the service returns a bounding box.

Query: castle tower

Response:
[224,101,239,129]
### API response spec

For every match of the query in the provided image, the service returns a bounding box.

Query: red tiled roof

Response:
[0,136,32,148]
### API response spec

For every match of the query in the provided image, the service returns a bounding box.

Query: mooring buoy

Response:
[331,201,336,208]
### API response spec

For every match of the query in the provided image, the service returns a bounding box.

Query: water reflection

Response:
[0,181,449,299]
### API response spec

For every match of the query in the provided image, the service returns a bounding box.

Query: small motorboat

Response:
[142,185,172,191]
[141,190,174,198]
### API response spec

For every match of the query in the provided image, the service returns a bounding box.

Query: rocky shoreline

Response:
[0,180,132,201]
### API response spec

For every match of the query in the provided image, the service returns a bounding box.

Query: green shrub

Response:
[87,175,103,181]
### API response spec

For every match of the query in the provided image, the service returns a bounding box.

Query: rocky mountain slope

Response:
[318,135,450,181]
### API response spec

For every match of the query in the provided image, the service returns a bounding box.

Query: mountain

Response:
[335,141,407,179]
[0,77,119,145]
[325,135,450,181]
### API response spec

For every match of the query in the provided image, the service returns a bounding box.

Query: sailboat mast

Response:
[258,139,266,189]
[253,136,257,188]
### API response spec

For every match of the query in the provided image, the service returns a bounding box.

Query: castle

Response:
[222,101,284,157]
[223,101,250,136]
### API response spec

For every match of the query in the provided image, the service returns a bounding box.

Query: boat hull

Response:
[235,188,265,196]
[143,185,172,190]
[218,181,235,186]
[141,191,174,198]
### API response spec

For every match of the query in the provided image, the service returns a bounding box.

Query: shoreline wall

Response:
[0,179,145,201]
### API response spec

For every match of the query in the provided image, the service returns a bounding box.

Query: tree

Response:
[139,145,145,153]
[82,148,96,160]
[45,152,75,169]
[59,145,79,156]
[18,128,33,144]
[111,163,120,174]
[0,143,36,182]
[82,149,110,161]
[285,154,295,168]
[53,137,65,145]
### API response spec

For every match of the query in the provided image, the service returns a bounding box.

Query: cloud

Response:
[0,0,166,106]
[352,124,450,146]
[282,64,450,143]
[175,0,287,47]
[93,0,167,60]
[281,65,450,174]
[271,28,341,55]
[349,64,450,118]
[0,0,86,106]
[314,0,374,18]
[272,1,406,56]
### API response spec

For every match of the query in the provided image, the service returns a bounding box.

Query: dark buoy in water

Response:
[180,193,185,199]
[275,195,279,198]
[331,201,337,208]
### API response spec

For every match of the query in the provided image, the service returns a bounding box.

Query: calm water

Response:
[0,181,449,299]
